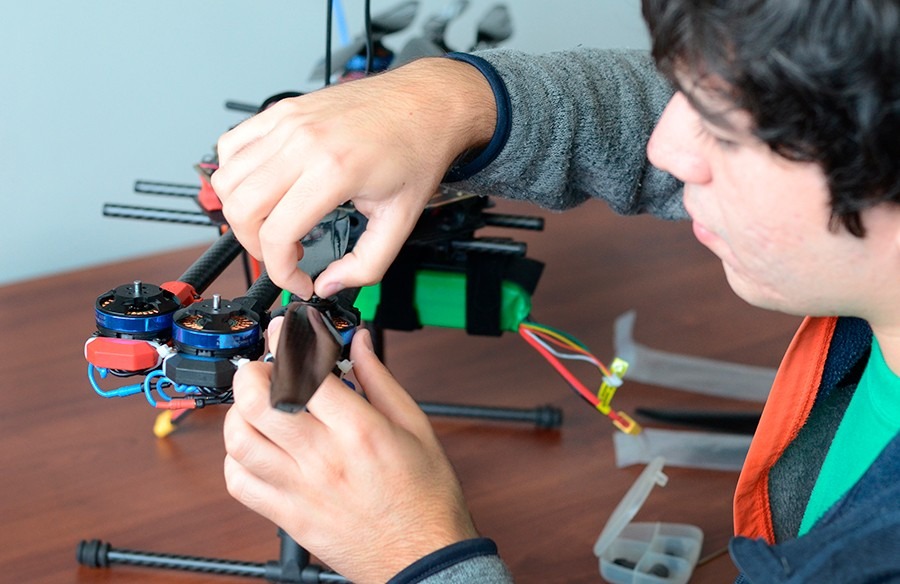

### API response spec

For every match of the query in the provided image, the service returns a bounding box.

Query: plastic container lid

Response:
[593,456,668,557]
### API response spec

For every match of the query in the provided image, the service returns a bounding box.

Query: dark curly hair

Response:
[642,0,900,236]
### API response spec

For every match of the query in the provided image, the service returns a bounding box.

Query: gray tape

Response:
[298,209,352,280]
[614,311,776,403]
[614,428,751,472]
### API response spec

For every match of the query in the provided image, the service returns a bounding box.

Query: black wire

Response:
[109,368,155,378]
[325,0,334,86]
[199,390,234,405]
[364,0,373,74]
[196,386,231,398]
[240,250,253,290]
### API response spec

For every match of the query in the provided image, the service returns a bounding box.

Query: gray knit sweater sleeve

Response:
[453,48,686,221]
[387,538,514,584]
[413,554,514,583]
[409,50,684,584]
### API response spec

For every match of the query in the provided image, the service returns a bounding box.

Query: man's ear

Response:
[887,204,900,255]
[862,202,900,251]
[894,210,900,252]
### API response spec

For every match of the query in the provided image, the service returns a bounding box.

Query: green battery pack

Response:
[354,269,531,332]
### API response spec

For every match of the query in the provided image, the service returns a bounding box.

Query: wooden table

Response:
[0,199,801,583]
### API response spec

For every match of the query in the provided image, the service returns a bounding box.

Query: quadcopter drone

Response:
[88,175,641,434]
[77,3,642,581]
[85,0,640,436]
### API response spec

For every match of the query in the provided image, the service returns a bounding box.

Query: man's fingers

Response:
[261,240,314,300]
[218,120,329,267]
[314,197,429,296]
[257,169,361,296]
[223,453,295,524]
[230,361,276,417]
[345,329,432,436]
[223,405,299,489]
[213,120,300,209]
[220,149,312,263]
[216,99,298,164]
[304,373,373,431]
[266,316,284,356]
[231,361,323,445]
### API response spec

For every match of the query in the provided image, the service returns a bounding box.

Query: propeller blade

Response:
[422,0,470,47]
[270,302,342,413]
[370,0,419,35]
[474,5,512,47]
[309,1,420,81]
[390,36,446,68]
[309,39,367,81]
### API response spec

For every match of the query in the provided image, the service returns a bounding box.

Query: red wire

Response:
[519,327,599,408]
[525,327,606,369]
[249,257,262,281]
[607,409,628,426]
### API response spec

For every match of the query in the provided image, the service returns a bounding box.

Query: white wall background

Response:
[0,1,649,286]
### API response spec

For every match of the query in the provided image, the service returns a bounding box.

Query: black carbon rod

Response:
[225,100,260,113]
[418,402,563,429]
[450,238,527,256]
[177,230,244,294]
[77,539,350,583]
[103,204,214,226]
[244,270,283,311]
[134,180,201,197]
[481,212,545,231]
[77,539,267,578]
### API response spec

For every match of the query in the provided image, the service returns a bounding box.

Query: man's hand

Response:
[212,58,496,299]
[223,327,479,583]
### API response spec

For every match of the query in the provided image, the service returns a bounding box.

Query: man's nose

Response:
[647,92,712,185]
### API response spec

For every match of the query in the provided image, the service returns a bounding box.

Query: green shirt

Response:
[799,337,900,535]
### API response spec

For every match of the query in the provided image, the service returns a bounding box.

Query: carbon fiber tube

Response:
[450,238,527,256]
[177,230,244,293]
[76,539,351,583]
[133,180,201,197]
[481,212,545,231]
[103,203,214,226]
[77,539,267,577]
[419,402,563,429]
[225,100,260,113]
[243,271,284,313]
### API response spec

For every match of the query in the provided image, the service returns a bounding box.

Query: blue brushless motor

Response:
[94,280,180,341]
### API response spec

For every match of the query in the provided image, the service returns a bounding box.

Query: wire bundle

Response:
[518,320,638,432]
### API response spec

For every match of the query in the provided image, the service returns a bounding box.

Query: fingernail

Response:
[357,329,374,352]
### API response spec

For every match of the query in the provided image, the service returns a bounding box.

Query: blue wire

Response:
[333,0,350,46]
[88,364,204,408]
[155,377,175,402]
[143,369,207,407]
[142,370,173,407]
[87,364,143,398]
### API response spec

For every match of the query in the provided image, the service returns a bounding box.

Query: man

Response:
[213,1,900,582]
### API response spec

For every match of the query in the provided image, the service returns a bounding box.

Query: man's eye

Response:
[695,124,739,151]
[713,136,739,150]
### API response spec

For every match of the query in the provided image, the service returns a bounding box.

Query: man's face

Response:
[646,77,897,320]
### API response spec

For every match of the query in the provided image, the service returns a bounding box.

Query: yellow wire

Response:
[521,324,612,377]
[521,323,583,350]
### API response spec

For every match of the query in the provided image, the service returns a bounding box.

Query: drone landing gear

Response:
[419,401,561,428]
[78,529,349,583]
[362,214,565,432]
